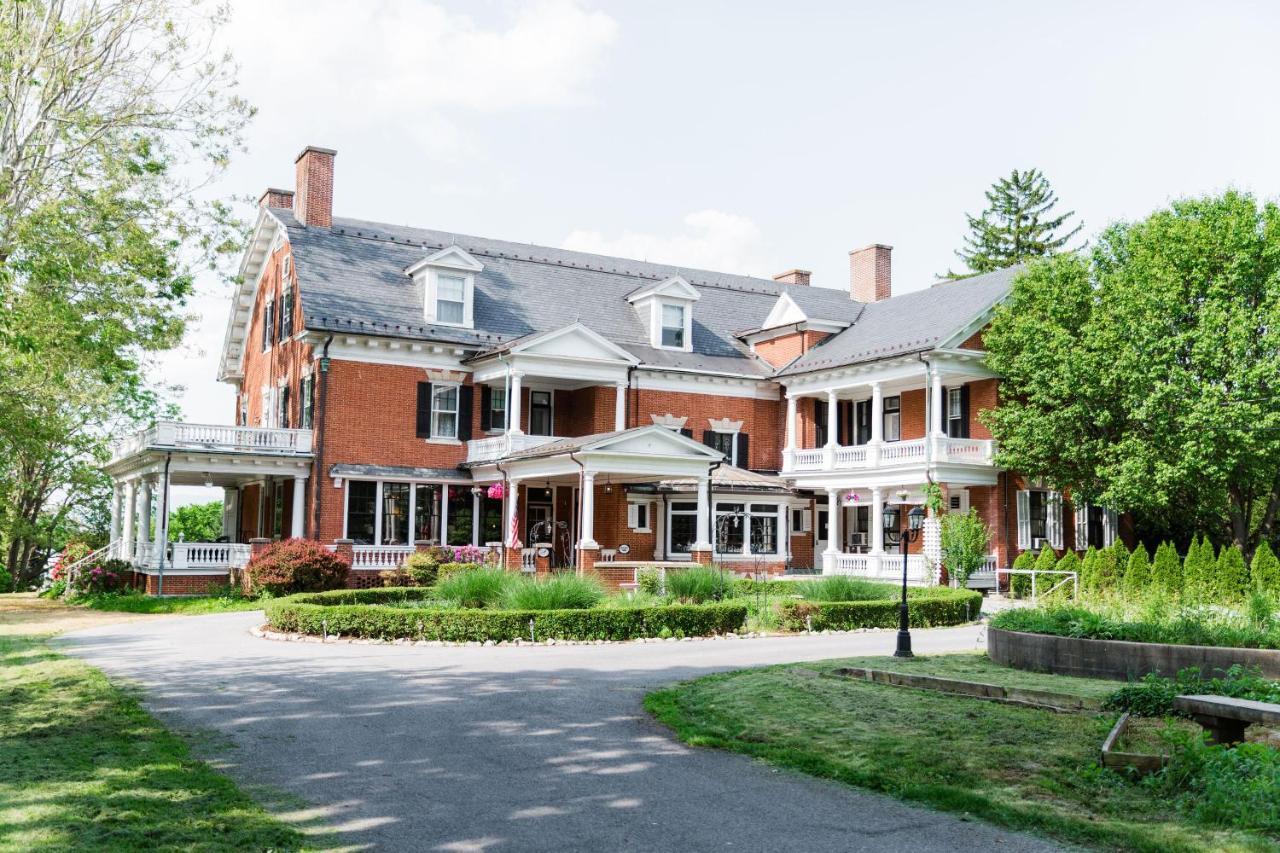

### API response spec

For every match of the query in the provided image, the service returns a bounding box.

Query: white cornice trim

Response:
[405,244,485,276]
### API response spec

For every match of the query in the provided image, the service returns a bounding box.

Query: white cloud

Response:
[562,210,777,277]
[226,0,617,153]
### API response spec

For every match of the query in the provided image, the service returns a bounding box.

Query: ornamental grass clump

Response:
[796,575,895,602]
[664,566,733,603]
[434,567,516,608]
[501,574,605,610]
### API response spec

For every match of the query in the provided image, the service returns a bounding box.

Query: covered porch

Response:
[104,421,314,588]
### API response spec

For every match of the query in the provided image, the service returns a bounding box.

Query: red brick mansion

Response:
[104,146,1120,593]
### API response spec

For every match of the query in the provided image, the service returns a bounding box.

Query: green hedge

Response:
[264,589,747,641]
[777,587,982,631]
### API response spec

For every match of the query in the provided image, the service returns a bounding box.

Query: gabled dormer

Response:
[735,292,852,369]
[626,275,700,352]
[406,244,484,329]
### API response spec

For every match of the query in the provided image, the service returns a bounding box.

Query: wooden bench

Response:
[1173,694,1280,745]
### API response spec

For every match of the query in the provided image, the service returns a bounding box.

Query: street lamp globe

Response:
[907,505,926,531]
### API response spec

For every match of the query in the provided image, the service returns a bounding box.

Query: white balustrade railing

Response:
[784,437,996,474]
[789,448,826,471]
[833,445,867,467]
[171,542,252,570]
[879,439,926,464]
[350,545,414,570]
[828,552,933,583]
[110,420,312,462]
[466,432,561,463]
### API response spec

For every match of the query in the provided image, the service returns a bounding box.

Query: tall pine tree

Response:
[945,168,1082,277]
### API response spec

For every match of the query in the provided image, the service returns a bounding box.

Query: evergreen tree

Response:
[1151,541,1183,595]
[1183,537,1213,600]
[1214,545,1250,601]
[945,168,1083,277]
[1252,540,1280,597]
[1032,547,1058,599]
[1055,550,1081,599]
[1010,550,1035,598]
[1094,546,1120,594]
[1124,545,1151,599]
[1080,546,1099,595]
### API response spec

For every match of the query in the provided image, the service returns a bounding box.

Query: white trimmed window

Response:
[431,384,459,439]
[1017,489,1063,550]
[1073,503,1118,551]
[711,501,782,557]
[661,303,686,348]
[791,507,811,534]
[436,274,466,324]
[883,395,901,442]
[408,245,483,329]
[627,500,651,532]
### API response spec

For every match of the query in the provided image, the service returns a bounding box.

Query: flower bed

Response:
[263,587,747,641]
[777,587,982,631]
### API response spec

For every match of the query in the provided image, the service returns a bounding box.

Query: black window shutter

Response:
[458,385,474,442]
[960,384,970,438]
[837,401,851,445]
[680,427,693,439]
[479,385,492,432]
[702,429,715,448]
[941,385,949,436]
[736,432,750,468]
[416,382,432,438]
[856,400,872,444]
[814,399,827,447]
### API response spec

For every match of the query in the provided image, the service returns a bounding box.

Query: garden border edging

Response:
[988,627,1280,680]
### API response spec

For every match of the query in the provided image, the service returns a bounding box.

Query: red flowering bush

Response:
[71,559,130,594]
[246,539,350,596]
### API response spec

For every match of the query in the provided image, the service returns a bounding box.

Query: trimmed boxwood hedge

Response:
[264,588,747,641]
[778,587,982,631]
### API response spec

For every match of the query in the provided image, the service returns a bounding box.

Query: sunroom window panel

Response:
[346,481,376,544]
[750,511,778,554]
[668,502,698,554]
[715,502,745,553]
[381,482,410,545]
[414,484,440,544]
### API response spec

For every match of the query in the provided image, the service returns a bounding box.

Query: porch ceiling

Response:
[107,447,313,485]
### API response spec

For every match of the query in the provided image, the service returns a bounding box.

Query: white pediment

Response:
[405,244,485,276]
[625,275,701,304]
[585,426,722,459]
[761,292,807,329]
[509,323,639,364]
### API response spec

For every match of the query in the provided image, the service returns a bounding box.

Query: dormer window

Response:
[661,303,686,348]
[626,275,700,353]
[406,244,484,329]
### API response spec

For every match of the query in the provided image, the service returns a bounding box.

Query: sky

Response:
[163,0,1280,505]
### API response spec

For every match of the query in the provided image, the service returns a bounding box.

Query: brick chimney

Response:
[772,269,811,287]
[258,187,294,209]
[294,145,336,227]
[849,243,892,302]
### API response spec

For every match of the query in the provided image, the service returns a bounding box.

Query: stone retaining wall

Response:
[988,627,1280,680]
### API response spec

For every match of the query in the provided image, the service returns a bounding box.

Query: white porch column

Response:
[931,367,945,436]
[121,479,136,560]
[138,479,153,547]
[155,474,171,553]
[825,489,841,555]
[784,395,798,451]
[870,487,885,554]
[693,475,712,551]
[870,382,883,443]
[614,382,627,431]
[108,483,122,544]
[222,488,238,540]
[825,390,838,448]
[291,477,307,537]
[508,372,525,435]
[471,489,481,546]
[578,473,596,548]
[440,483,451,547]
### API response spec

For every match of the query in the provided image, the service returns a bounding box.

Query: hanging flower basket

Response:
[486,482,506,500]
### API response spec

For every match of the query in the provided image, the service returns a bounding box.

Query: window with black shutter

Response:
[814,399,828,447]
[855,399,872,445]
[416,382,432,438]
[946,386,969,438]
[262,299,274,351]
[736,432,749,468]
[280,285,294,339]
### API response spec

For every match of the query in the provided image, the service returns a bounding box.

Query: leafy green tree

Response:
[984,192,1280,558]
[1252,540,1280,597]
[1214,545,1250,602]
[1123,545,1150,599]
[939,509,989,588]
[1010,550,1035,598]
[168,501,223,543]
[1151,541,1183,595]
[946,168,1082,277]
[0,1,249,583]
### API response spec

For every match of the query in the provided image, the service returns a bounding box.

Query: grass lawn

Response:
[646,652,1276,852]
[0,596,308,851]
[74,591,264,615]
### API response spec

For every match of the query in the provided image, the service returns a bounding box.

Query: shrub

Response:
[246,539,350,595]
[1183,536,1214,600]
[437,562,486,581]
[795,576,895,602]
[1152,541,1183,595]
[1252,541,1280,597]
[1095,545,1121,594]
[778,588,982,631]
[1078,546,1098,594]
[989,603,1280,650]
[1104,665,1280,717]
[1123,544,1151,598]
[1214,545,1250,602]
[664,566,732,603]
[263,591,748,641]
[379,569,411,587]
[939,509,989,589]
[446,544,494,565]
[1053,550,1081,599]
[1030,546,1058,598]
[0,563,10,592]
[70,558,129,595]
[1010,550,1035,598]
[501,574,605,610]
[434,568,515,608]
[400,551,440,586]
[1155,736,1280,834]
[636,568,664,596]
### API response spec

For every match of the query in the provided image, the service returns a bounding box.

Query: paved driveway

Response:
[58,615,1060,852]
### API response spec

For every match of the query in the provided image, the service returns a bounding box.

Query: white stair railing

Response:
[59,539,121,599]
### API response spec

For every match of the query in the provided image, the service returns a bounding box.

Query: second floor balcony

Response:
[109,420,313,465]
[784,435,995,473]
[466,431,564,464]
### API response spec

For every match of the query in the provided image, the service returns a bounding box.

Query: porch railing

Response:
[130,541,251,571]
[785,436,996,473]
[466,432,561,464]
[110,420,313,463]
[349,545,414,570]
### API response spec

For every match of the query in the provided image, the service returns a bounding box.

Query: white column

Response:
[578,474,596,548]
[693,475,712,551]
[109,483,122,543]
[291,477,307,537]
[156,474,171,551]
[931,368,945,436]
[825,390,838,447]
[121,479,136,559]
[784,395,798,451]
[870,487,885,554]
[614,382,627,432]
[870,382,883,443]
[222,488,238,540]
[825,489,841,555]
[138,479,153,546]
[508,372,525,435]
[440,483,451,547]
[471,489,481,545]
[373,481,383,545]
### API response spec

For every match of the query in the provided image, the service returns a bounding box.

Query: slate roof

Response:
[276,206,1015,379]
[278,208,861,378]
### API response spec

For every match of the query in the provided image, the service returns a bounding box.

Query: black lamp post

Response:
[884,502,926,658]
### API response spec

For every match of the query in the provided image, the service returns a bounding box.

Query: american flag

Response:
[508,483,521,547]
